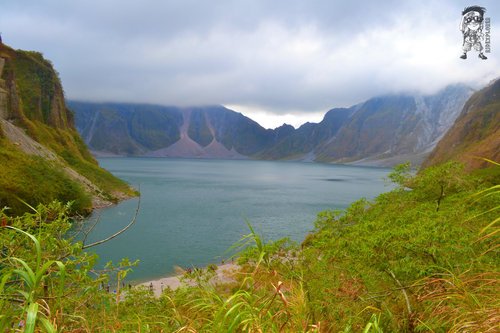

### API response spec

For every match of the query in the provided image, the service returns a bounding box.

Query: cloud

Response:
[1,0,499,127]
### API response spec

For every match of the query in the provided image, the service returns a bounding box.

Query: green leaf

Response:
[13,265,36,291]
[54,260,66,297]
[0,315,11,333]
[480,216,500,234]
[39,317,57,333]
[17,290,31,301]
[25,302,39,333]
[227,311,244,332]
[6,226,42,268]
[0,271,11,294]
[35,260,57,287]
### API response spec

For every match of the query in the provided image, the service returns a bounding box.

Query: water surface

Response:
[81,158,392,282]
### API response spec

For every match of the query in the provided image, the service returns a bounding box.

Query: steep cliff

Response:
[423,78,500,170]
[71,101,184,155]
[71,102,273,158]
[72,85,472,166]
[315,85,474,165]
[0,43,134,215]
[256,107,354,160]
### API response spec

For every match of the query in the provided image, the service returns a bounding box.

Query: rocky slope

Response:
[71,101,183,155]
[71,102,275,158]
[72,85,472,166]
[0,43,134,215]
[423,78,500,170]
[256,107,355,160]
[315,85,474,166]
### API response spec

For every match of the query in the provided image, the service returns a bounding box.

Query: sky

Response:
[1,1,499,128]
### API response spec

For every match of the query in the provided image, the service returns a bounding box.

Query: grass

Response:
[0,138,92,215]
[3,226,63,333]
[0,162,498,332]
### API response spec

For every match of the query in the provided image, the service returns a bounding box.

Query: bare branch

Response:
[68,212,91,240]
[82,195,141,250]
[82,212,101,246]
[387,269,412,315]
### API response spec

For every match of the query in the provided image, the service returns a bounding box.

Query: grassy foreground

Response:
[0,162,498,332]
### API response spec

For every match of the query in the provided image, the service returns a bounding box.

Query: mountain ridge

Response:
[71,84,473,167]
[423,78,500,170]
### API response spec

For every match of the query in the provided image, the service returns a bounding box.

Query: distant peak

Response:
[275,123,294,130]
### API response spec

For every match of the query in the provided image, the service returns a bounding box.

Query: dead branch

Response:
[387,269,412,315]
[82,212,101,245]
[82,194,141,250]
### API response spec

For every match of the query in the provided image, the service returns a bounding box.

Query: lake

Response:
[80,158,392,282]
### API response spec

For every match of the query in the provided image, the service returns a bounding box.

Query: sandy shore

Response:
[139,263,239,297]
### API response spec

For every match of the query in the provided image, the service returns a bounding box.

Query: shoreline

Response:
[138,263,239,297]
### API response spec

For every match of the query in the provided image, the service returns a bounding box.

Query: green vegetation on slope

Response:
[301,162,498,331]
[8,50,64,126]
[0,44,135,215]
[423,79,500,170]
[21,119,135,200]
[0,139,91,215]
[1,162,498,332]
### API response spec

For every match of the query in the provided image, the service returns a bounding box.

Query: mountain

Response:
[0,43,135,215]
[71,101,184,155]
[71,102,275,158]
[256,107,354,160]
[315,85,474,166]
[423,78,500,170]
[71,85,472,166]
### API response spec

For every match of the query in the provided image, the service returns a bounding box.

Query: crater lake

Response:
[79,158,393,282]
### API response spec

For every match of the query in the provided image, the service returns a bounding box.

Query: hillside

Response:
[0,43,135,215]
[423,78,500,170]
[70,85,472,166]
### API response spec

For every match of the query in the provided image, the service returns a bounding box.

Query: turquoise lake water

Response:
[80,158,392,282]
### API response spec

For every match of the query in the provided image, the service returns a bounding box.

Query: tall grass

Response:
[414,160,499,332]
[1,226,65,332]
[0,161,497,332]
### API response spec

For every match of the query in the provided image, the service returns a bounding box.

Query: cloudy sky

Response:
[1,1,499,128]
